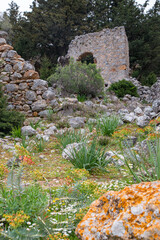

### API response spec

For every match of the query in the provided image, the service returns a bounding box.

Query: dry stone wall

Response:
[67,26,129,85]
[0,37,56,116]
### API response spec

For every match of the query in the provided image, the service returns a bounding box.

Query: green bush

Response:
[47,59,104,97]
[140,72,157,87]
[0,84,25,137]
[96,115,120,136]
[108,79,139,98]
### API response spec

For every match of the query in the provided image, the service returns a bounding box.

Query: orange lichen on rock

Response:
[76,181,160,240]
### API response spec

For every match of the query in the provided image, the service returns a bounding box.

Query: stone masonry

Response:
[67,26,129,85]
[0,36,56,116]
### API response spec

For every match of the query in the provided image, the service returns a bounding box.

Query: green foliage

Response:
[120,138,160,183]
[77,94,87,102]
[0,184,48,217]
[39,55,55,82]
[96,115,120,136]
[11,126,22,138]
[48,60,104,97]
[140,72,157,86]
[69,140,109,172]
[108,79,139,98]
[56,130,85,149]
[30,120,41,130]
[0,84,25,137]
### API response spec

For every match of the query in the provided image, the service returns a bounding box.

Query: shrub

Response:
[47,59,104,97]
[0,84,25,137]
[140,72,157,87]
[108,79,139,98]
[96,115,120,136]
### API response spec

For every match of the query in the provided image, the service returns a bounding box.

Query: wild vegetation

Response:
[0,104,160,239]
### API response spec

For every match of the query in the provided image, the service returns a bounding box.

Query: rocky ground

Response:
[0,90,160,239]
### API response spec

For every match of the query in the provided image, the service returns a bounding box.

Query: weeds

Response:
[30,120,41,130]
[11,126,22,138]
[119,138,160,182]
[96,115,120,136]
[56,130,86,149]
[69,140,109,172]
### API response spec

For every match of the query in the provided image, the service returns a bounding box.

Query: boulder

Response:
[0,38,6,46]
[50,99,59,108]
[42,89,56,100]
[31,100,47,112]
[0,44,13,52]
[5,83,18,92]
[7,50,18,58]
[76,181,160,240]
[21,126,36,136]
[152,99,160,113]
[26,90,37,101]
[62,142,83,160]
[136,115,150,128]
[68,117,86,128]
[23,62,35,71]
[134,106,143,115]
[144,106,153,116]
[122,112,135,123]
[24,70,39,79]
[44,126,57,136]
[13,61,24,72]
[31,79,48,91]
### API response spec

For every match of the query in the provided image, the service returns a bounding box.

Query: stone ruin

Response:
[0,29,160,117]
[0,34,56,117]
[67,26,129,85]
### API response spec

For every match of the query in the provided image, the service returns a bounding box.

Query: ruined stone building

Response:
[67,26,129,85]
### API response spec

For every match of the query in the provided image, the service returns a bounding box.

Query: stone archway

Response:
[67,26,129,85]
[77,52,97,65]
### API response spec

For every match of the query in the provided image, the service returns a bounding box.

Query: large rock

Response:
[68,117,86,128]
[76,181,160,240]
[62,142,83,160]
[42,89,56,100]
[152,99,160,113]
[5,83,18,92]
[0,44,13,52]
[24,70,39,79]
[0,38,6,46]
[122,112,135,123]
[31,100,47,112]
[26,90,37,101]
[31,79,48,91]
[136,115,150,128]
[21,126,36,136]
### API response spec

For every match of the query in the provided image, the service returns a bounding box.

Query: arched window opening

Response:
[77,52,97,65]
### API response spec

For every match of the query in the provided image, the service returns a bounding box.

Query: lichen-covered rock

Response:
[76,181,160,240]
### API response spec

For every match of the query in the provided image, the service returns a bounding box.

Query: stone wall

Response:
[0,37,56,116]
[67,26,129,85]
